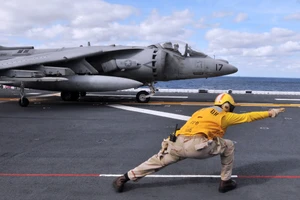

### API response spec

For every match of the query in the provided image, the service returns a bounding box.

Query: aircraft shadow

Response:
[124,158,300,192]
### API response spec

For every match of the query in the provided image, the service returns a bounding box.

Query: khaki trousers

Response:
[127,135,234,181]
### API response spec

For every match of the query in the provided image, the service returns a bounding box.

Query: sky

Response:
[0,0,300,78]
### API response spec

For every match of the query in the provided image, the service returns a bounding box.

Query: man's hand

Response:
[269,108,285,118]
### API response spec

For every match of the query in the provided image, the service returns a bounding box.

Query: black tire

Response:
[19,97,29,107]
[71,92,80,101]
[61,91,79,101]
[80,92,87,97]
[61,91,72,101]
[136,91,150,103]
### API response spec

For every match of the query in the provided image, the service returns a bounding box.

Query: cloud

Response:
[139,9,194,41]
[0,0,195,46]
[0,0,71,32]
[206,28,300,49]
[284,12,300,20]
[279,41,300,52]
[235,13,248,23]
[194,17,220,29]
[212,11,233,18]
[25,25,68,39]
[66,9,194,44]
[271,27,294,37]
[205,27,300,77]
[206,28,269,49]
[71,23,136,41]
[1,0,299,77]
[0,0,137,34]
[242,46,275,56]
[70,0,138,27]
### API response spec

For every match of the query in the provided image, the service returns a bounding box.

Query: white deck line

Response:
[87,94,188,99]
[99,174,238,178]
[275,98,300,101]
[123,88,300,95]
[108,104,190,121]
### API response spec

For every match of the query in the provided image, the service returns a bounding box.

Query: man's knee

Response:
[161,153,180,166]
[226,140,235,149]
[223,140,235,156]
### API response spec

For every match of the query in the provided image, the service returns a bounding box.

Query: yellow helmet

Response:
[214,93,236,112]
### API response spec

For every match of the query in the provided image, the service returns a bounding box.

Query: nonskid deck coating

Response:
[0,89,299,200]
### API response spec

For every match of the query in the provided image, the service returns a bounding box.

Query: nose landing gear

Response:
[136,82,156,103]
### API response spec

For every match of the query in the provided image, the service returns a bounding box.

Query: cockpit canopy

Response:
[149,41,208,58]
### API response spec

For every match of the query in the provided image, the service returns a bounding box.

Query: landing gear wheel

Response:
[71,92,79,101]
[136,91,150,103]
[19,97,29,107]
[61,91,72,101]
[80,92,87,97]
[61,91,80,101]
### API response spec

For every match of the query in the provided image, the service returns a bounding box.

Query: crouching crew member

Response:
[113,93,285,193]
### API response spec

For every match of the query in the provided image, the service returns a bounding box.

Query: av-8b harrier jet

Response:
[0,41,238,107]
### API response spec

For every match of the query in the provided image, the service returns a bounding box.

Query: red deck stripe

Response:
[1,174,300,179]
[238,175,300,179]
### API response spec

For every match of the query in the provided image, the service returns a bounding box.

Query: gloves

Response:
[269,108,285,118]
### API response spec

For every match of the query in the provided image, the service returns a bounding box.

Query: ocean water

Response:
[155,76,300,92]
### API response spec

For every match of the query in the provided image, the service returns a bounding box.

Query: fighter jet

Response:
[0,41,238,107]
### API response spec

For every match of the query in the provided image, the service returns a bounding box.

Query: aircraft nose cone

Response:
[228,64,238,74]
[232,65,238,73]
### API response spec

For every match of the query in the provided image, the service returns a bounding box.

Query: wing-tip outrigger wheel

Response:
[18,81,29,107]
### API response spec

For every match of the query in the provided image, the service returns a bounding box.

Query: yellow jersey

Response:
[176,106,269,139]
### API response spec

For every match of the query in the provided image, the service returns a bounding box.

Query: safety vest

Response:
[176,106,226,140]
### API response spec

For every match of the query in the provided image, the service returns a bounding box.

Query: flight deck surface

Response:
[0,89,300,200]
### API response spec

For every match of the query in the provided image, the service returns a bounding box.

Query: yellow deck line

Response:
[0,98,19,101]
[124,102,300,107]
[0,93,60,102]
[1,97,300,107]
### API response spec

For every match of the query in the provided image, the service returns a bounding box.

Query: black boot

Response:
[218,179,237,193]
[113,174,129,193]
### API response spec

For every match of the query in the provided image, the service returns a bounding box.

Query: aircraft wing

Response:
[0,46,142,70]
